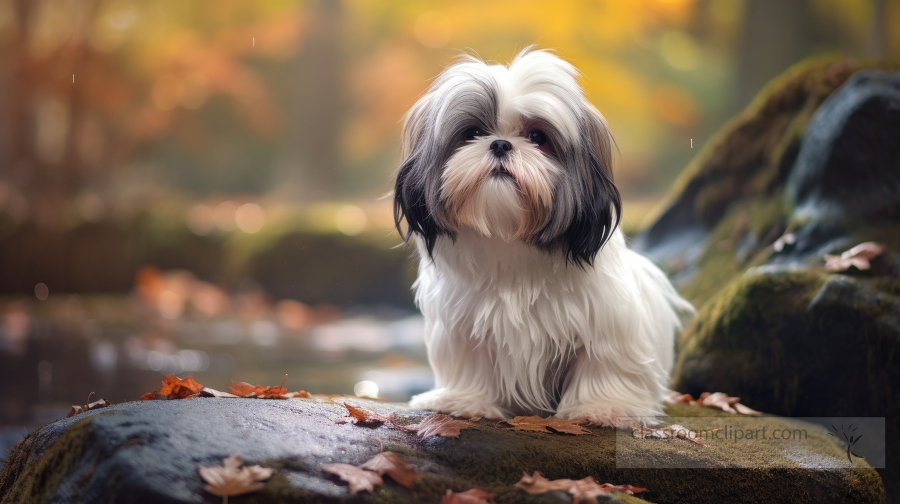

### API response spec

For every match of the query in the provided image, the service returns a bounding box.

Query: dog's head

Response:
[393,48,621,266]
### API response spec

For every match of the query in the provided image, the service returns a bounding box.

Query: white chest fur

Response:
[411,229,691,421]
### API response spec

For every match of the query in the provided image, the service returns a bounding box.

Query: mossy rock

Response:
[637,59,900,499]
[0,398,885,503]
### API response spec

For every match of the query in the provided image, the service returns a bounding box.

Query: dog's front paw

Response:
[409,389,507,421]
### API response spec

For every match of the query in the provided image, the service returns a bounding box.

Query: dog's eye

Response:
[527,130,547,146]
[463,127,484,141]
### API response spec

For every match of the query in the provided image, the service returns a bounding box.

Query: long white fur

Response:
[404,50,693,426]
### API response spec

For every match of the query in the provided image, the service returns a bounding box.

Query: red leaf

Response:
[138,393,158,401]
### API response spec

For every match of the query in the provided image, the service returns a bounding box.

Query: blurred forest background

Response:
[0,0,897,447]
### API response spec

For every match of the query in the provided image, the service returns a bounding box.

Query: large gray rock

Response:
[0,398,885,503]
[635,59,900,499]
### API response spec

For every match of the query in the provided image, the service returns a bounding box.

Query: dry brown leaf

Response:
[514,471,573,493]
[67,393,110,418]
[138,393,157,401]
[321,463,384,493]
[336,402,391,425]
[199,387,239,398]
[441,488,495,504]
[358,452,419,489]
[502,416,593,435]
[198,453,274,500]
[667,391,762,416]
[157,375,205,399]
[632,424,712,445]
[229,380,289,399]
[392,414,474,439]
[824,242,886,272]
[514,471,645,503]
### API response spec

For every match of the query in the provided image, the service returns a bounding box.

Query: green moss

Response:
[0,417,92,504]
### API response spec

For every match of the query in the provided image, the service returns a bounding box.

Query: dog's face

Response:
[394,49,621,266]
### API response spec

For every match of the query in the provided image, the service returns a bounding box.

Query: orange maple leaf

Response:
[158,375,205,399]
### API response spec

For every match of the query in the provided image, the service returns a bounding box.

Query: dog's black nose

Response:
[489,139,512,157]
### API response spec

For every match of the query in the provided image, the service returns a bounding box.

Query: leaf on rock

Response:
[138,392,157,401]
[441,488,495,504]
[514,471,645,503]
[199,387,238,398]
[632,424,711,445]
[667,391,762,416]
[502,416,593,435]
[515,471,571,494]
[358,452,420,489]
[824,241,885,272]
[392,414,474,439]
[336,402,390,425]
[158,375,205,399]
[67,394,111,418]
[229,380,289,399]
[321,463,384,494]
[198,453,274,499]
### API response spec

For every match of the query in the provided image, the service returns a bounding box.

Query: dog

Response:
[392,48,693,427]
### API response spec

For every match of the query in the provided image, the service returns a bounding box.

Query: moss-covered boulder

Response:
[0,398,885,503]
[636,59,900,498]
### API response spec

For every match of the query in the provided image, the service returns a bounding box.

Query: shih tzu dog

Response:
[393,48,693,427]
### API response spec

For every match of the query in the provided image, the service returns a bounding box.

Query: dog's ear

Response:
[393,96,442,256]
[561,107,621,266]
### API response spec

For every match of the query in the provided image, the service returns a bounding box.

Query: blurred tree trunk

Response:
[1,0,99,221]
[276,0,344,201]
[736,0,813,110]
[866,0,888,59]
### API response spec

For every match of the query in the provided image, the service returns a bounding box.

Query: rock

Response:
[636,58,900,499]
[0,397,885,503]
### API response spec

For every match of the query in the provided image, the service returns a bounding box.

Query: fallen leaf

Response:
[199,387,239,398]
[667,391,762,416]
[229,380,289,399]
[336,402,391,425]
[321,463,384,493]
[501,416,593,435]
[138,393,157,401]
[198,453,274,501]
[67,393,111,418]
[632,424,711,445]
[441,488,494,504]
[158,375,205,399]
[824,242,886,272]
[358,452,419,489]
[514,471,572,494]
[392,414,474,439]
[514,472,645,503]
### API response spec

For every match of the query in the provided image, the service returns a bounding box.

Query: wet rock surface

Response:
[637,60,900,499]
[0,398,885,504]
